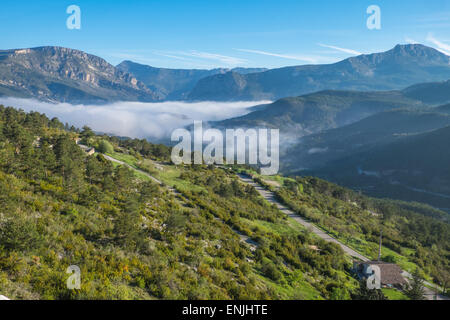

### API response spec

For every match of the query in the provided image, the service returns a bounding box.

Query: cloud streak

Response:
[405,37,419,44]
[235,48,320,63]
[0,98,270,141]
[317,43,362,55]
[175,50,247,67]
[426,34,450,55]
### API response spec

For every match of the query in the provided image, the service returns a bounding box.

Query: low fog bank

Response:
[0,98,269,141]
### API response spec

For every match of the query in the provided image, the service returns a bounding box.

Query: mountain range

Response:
[188,44,450,101]
[117,61,266,100]
[211,76,450,137]
[2,43,450,211]
[1,44,450,104]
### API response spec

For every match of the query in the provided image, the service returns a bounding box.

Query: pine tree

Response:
[352,280,387,300]
[405,269,426,300]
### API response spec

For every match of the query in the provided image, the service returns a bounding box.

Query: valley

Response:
[1,42,449,302]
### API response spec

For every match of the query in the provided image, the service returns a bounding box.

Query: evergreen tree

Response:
[405,269,426,300]
[352,280,387,300]
[435,271,449,295]
[80,125,95,144]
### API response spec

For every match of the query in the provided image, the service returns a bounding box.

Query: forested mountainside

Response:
[301,122,450,210]
[249,173,449,284]
[211,82,450,211]
[0,106,448,300]
[213,77,450,140]
[214,90,426,137]
[282,109,450,173]
[402,80,450,105]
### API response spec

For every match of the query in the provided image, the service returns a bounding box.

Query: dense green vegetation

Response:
[1,106,447,300]
[283,109,450,173]
[249,172,449,285]
[217,90,425,136]
[309,123,450,209]
[0,106,359,300]
[404,270,426,300]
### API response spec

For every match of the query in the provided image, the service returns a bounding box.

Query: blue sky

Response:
[1,0,449,69]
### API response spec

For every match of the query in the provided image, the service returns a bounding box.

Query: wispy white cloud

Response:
[235,48,320,63]
[317,43,362,55]
[106,50,247,68]
[426,33,450,55]
[405,37,419,44]
[176,51,247,67]
[151,51,216,68]
[152,51,193,62]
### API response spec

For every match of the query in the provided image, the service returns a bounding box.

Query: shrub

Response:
[98,140,114,154]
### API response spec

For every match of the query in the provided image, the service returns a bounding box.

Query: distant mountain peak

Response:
[345,44,449,67]
[188,44,450,101]
[393,43,430,51]
[390,43,449,58]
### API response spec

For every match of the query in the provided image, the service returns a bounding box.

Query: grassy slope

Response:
[105,150,447,297]
[4,107,434,300]
[243,169,447,284]
[105,152,361,299]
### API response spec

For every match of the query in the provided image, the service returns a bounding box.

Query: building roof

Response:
[355,261,407,286]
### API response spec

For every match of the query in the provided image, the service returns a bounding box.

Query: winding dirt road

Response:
[82,149,447,300]
[237,173,449,300]
[102,154,163,185]
[237,173,369,261]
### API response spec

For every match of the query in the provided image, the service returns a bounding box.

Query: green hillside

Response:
[309,125,450,209]
[283,109,450,172]
[247,172,449,284]
[1,106,447,300]
[215,90,425,137]
[403,80,450,105]
[0,106,357,300]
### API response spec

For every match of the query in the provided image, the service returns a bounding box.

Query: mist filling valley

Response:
[0,97,270,142]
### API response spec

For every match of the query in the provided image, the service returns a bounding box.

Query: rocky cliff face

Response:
[0,46,159,103]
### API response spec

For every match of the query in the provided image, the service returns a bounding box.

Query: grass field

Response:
[382,288,409,300]
[155,165,206,193]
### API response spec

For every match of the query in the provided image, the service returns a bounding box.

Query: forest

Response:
[0,105,447,300]
[0,106,356,299]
